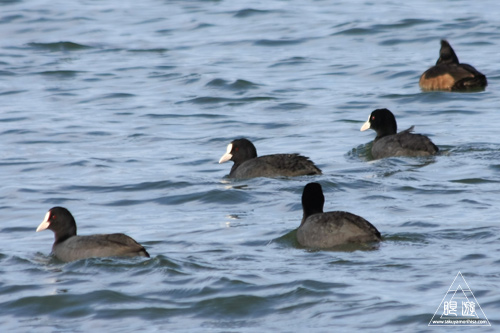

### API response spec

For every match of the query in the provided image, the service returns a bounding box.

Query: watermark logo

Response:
[429,271,490,326]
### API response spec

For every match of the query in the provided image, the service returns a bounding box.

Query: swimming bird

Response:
[297,182,381,248]
[360,108,439,159]
[36,207,150,262]
[419,40,487,92]
[218,138,322,178]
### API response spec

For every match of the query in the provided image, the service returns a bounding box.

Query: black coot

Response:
[297,183,381,248]
[419,40,487,92]
[360,108,438,159]
[219,138,322,179]
[36,207,150,262]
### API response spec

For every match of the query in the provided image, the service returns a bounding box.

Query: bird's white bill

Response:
[360,116,371,131]
[36,211,51,232]
[218,143,233,163]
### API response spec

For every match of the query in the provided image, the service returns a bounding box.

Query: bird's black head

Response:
[301,182,325,222]
[361,108,398,139]
[436,40,459,65]
[219,138,258,166]
[36,206,77,243]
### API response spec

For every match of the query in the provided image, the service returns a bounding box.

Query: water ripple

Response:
[27,41,93,51]
[1,0,500,332]
[179,96,276,104]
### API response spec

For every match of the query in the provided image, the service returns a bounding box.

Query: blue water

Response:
[1,0,499,331]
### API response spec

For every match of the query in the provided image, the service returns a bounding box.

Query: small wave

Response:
[0,14,23,23]
[0,116,29,123]
[205,78,260,91]
[451,178,499,184]
[0,90,26,96]
[400,221,440,228]
[254,39,306,46]
[80,93,136,103]
[128,48,169,53]
[270,57,312,68]
[384,232,428,243]
[461,253,488,261]
[271,229,299,248]
[333,27,377,36]
[0,70,15,76]
[265,103,308,111]
[430,227,496,241]
[233,8,277,18]
[27,41,92,51]
[63,180,190,193]
[179,96,276,105]
[335,19,435,36]
[36,70,83,78]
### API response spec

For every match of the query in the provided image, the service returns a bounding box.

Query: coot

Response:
[36,207,150,262]
[219,138,322,179]
[360,108,438,159]
[297,183,381,248]
[419,40,487,92]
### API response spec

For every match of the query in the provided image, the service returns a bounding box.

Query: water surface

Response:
[1,0,499,331]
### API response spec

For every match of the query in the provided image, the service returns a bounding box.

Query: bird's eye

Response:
[371,116,375,120]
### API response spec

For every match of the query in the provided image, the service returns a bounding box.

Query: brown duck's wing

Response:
[420,64,474,91]
[451,63,487,91]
